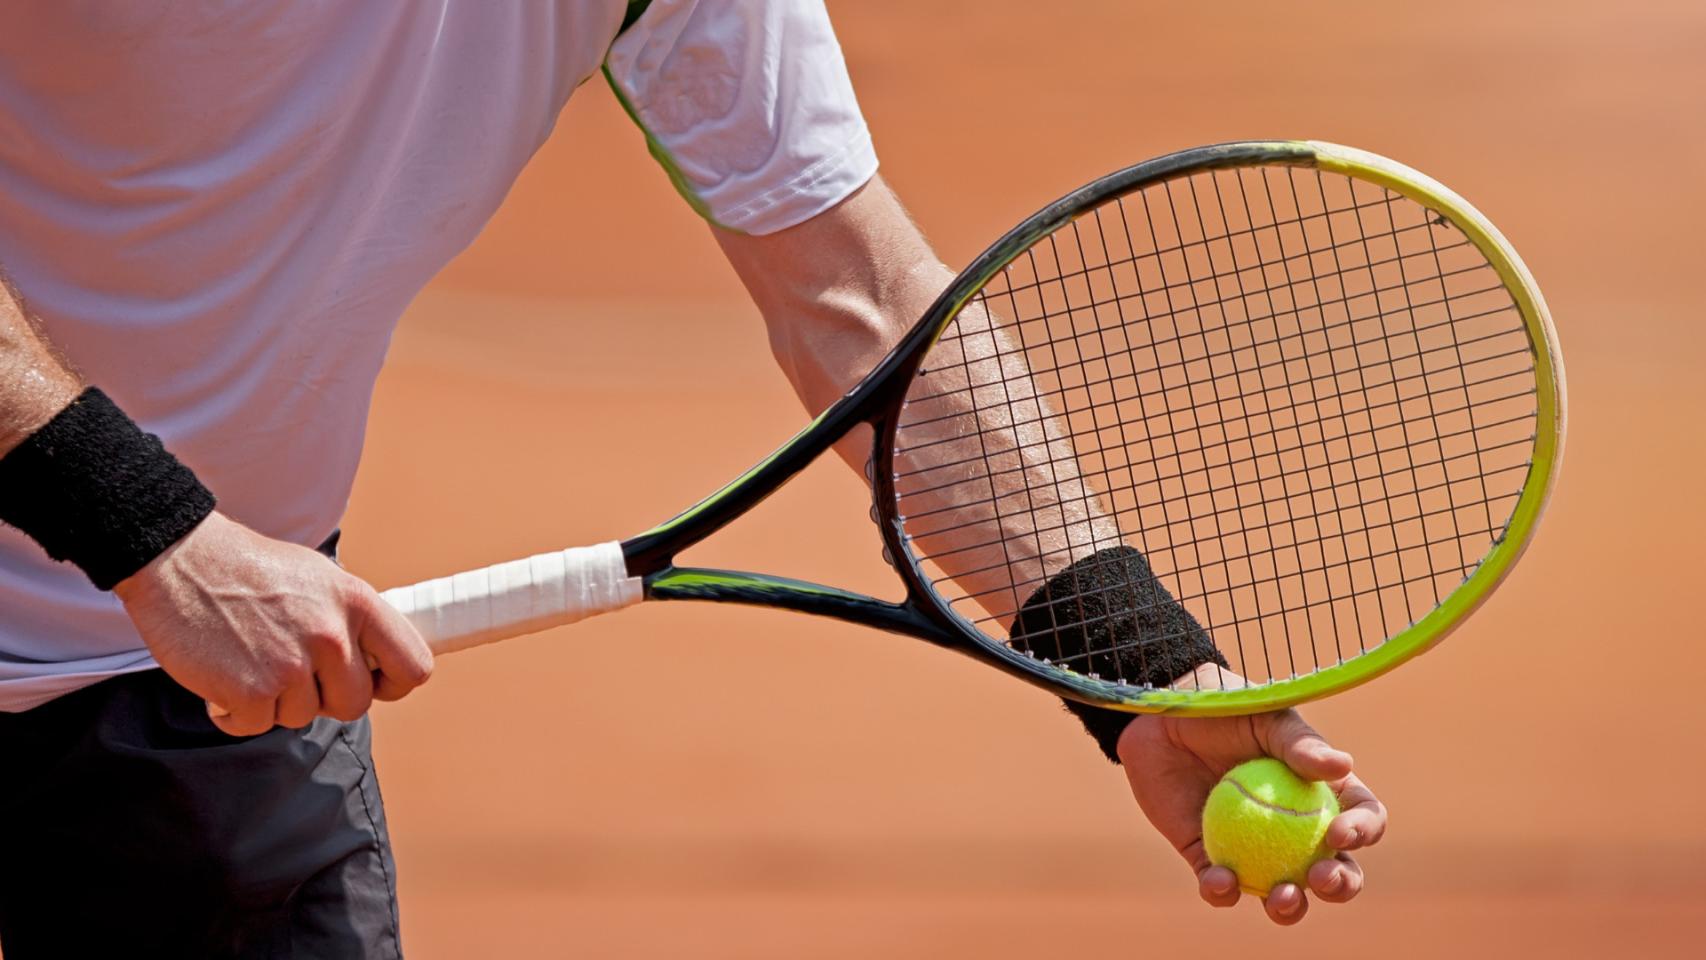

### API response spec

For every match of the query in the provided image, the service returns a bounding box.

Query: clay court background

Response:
[349,2,1704,957]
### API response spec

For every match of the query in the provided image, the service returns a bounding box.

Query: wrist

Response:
[110,510,222,604]
[0,387,217,590]
[1010,545,1229,765]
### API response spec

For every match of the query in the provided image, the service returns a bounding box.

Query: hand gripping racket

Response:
[380,141,1565,716]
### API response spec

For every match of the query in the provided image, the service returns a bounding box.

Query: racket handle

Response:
[381,541,644,656]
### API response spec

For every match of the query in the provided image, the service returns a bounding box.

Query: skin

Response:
[715,178,1388,923]
[0,274,81,456]
[0,276,433,736]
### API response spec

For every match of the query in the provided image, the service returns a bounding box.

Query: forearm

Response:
[713,176,947,469]
[715,177,1117,618]
[0,273,82,456]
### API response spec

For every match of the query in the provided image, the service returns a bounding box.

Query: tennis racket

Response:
[378,141,1566,716]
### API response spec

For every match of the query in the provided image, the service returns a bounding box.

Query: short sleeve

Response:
[604,0,878,235]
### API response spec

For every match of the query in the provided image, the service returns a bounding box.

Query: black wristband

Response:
[0,387,216,590]
[1009,545,1228,765]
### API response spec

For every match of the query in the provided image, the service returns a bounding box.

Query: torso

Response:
[0,0,628,707]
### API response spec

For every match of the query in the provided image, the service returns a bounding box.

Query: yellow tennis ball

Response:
[1201,758,1340,896]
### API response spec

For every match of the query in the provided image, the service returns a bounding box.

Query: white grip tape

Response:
[380,541,643,656]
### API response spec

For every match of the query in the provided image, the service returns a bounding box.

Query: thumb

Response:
[352,585,434,701]
[1255,709,1354,782]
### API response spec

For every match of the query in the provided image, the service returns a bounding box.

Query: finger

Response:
[354,587,433,702]
[315,630,375,722]
[273,676,322,729]
[207,694,275,737]
[311,591,375,721]
[1307,853,1364,904]
[1263,883,1309,925]
[1255,710,1354,782]
[1327,775,1388,850]
[1197,865,1241,908]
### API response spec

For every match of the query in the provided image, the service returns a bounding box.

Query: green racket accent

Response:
[1121,141,1569,717]
[1138,142,1564,716]
[650,567,869,601]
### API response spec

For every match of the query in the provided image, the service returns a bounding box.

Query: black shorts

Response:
[0,667,403,959]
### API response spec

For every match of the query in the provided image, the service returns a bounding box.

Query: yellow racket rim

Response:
[1061,141,1566,715]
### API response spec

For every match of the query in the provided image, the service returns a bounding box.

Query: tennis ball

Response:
[1201,758,1339,896]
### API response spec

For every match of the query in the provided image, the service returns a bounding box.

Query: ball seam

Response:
[1223,776,1330,817]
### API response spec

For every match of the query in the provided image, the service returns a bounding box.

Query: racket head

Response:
[873,140,1565,716]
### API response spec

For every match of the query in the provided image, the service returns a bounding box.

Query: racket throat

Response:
[644,566,950,643]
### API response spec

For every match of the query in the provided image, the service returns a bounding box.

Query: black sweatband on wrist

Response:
[0,387,216,590]
[1008,545,1228,765]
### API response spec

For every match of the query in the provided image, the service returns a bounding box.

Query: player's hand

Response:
[113,511,433,736]
[1115,664,1387,925]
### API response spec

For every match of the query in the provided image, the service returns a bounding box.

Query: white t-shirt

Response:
[0,0,878,711]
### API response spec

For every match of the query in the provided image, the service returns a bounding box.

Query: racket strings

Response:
[899,275,1513,424]
[890,164,1539,688]
[897,362,1537,552]
[949,190,1433,310]
[915,434,1534,605]
[895,326,1535,510]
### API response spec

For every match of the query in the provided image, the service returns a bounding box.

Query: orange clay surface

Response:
[338,2,1704,957]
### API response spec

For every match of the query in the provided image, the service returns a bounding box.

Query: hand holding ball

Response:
[1201,758,1339,896]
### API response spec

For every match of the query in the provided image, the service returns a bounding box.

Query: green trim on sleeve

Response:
[600,62,725,228]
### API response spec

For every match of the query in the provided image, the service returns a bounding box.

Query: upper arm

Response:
[710,174,952,437]
[711,175,941,316]
[604,0,878,236]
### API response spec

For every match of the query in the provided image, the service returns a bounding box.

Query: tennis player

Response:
[0,2,1385,954]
